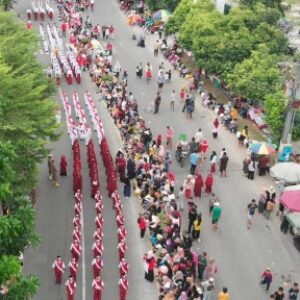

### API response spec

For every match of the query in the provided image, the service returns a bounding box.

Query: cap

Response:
[209,277,214,282]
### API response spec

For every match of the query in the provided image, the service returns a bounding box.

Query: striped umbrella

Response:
[249,142,276,155]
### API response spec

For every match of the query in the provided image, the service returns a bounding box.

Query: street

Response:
[13,0,300,299]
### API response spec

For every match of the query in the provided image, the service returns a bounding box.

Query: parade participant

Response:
[211,202,222,231]
[91,179,100,198]
[27,8,31,19]
[213,117,219,138]
[95,200,103,215]
[117,225,127,243]
[49,7,54,19]
[194,173,203,198]
[70,239,81,262]
[219,152,229,177]
[92,239,103,257]
[92,255,103,278]
[92,276,104,300]
[119,258,129,277]
[108,25,115,39]
[40,7,45,21]
[201,139,208,158]
[90,0,95,10]
[68,258,78,281]
[118,239,127,261]
[183,174,194,202]
[95,213,103,229]
[74,202,81,216]
[94,228,104,241]
[116,213,125,228]
[119,275,128,300]
[73,214,81,229]
[153,92,161,114]
[204,173,213,195]
[246,199,258,229]
[26,20,32,30]
[60,155,68,176]
[74,189,83,203]
[260,267,273,291]
[66,276,76,300]
[67,69,73,85]
[72,226,81,242]
[52,256,65,284]
[143,252,156,282]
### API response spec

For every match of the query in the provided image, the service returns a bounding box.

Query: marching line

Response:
[81,199,86,300]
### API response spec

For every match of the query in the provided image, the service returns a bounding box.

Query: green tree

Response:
[0,0,14,11]
[0,256,39,300]
[0,198,40,256]
[145,0,180,12]
[226,46,282,100]
[264,91,287,144]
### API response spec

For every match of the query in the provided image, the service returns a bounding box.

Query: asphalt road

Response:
[13,0,300,299]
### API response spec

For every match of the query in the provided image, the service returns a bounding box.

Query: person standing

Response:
[211,202,222,231]
[201,277,215,300]
[60,155,67,176]
[48,154,53,180]
[153,92,161,114]
[52,256,65,284]
[123,176,131,198]
[137,214,147,238]
[166,126,174,149]
[192,213,202,241]
[170,90,176,111]
[194,173,204,198]
[246,199,258,229]
[92,255,103,278]
[65,276,76,300]
[118,239,127,261]
[274,287,285,300]
[92,276,104,300]
[154,40,160,56]
[288,282,299,300]
[248,158,256,180]
[260,267,273,291]
[143,252,156,282]
[70,239,81,262]
[119,258,129,277]
[190,151,199,175]
[157,70,165,92]
[50,158,59,186]
[209,151,218,173]
[195,129,203,148]
[188,205,198,234]
[197,252,207,280]
[205,173,214,195]
[218,287,229,300]
[219,152,229,177]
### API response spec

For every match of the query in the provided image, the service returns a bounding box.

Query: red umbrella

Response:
[280,190,300,212]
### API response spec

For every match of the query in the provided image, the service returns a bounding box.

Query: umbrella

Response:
[286,212,300,229]
[270,162,300,183]
[153,9,171,22]
[284,184,300,192]
[280,190,300,212]
[249,142,276,155]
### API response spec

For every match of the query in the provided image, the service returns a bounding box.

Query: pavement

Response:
[13,0,300,299]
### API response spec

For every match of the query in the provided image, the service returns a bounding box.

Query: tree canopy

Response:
[0,10,58,299]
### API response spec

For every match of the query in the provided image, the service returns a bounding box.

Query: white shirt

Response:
[194,131,203,143]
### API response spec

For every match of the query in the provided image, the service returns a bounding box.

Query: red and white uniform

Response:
[74,190,83,203]
[72,227,81,242]
[92,257,103,278]
[52,258,65,284]
[74,202,81,215]
[94,229,103,241]
[119,259,129,277]
[70,241,81,261]
[95,214,103,229]
[73,215,81,228]
[66,278,77,300]
[117,226,127,243]
[116,214,125,228]
[94,191,102,202]
[118,240,127,261]
[95,201,103,214]
[27,9,31,19]
[68,259,78,281]
[92,241,103,257]
[119,276,128,300]
[92,277,104,300]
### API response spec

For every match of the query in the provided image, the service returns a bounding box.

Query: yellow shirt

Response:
[218,292,229,300]
[193,219,202,231]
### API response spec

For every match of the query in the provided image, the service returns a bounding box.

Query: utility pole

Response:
[280,63,300,144]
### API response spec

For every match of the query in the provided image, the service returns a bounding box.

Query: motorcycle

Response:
[176,143,188,168]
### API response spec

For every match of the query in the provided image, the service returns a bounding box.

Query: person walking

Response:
[190,151,199,175]
[209,151,217,173]
[274,287,285,300]
[177,186,185,211]
[288,282,299,300]
[195,129,203,148]
[218,287,229,300]
[157,70,165,92]
[246,199,258,229]
[60,155,67,176]
[264,199,275,219]
[153,40,160,56]
[68,258,78,281]
[65,276,76,300]
[170,90,176,111]
[48,154,53,180]
[123,175,131,198]
[143,252,156,282]
[248,157,256,180]
[211,202,222,231]
[52,256,65,284]
[50,158,59,186]
[153,92,161,114]
[194,173,204,198]
[205,173,214,195]
[219,152,229,177]
[166,126,174,149]
[260,267,273,291]
[197,252,207,280]
[119,275,128,300]
[201,277,215,300]
[92,276,104,300]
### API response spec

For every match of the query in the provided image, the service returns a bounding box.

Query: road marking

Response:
[81,209,86,300]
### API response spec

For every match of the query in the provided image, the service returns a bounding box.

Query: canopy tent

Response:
[280,190,300,212]
[270,162,300,183]
[286,212,300,229]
